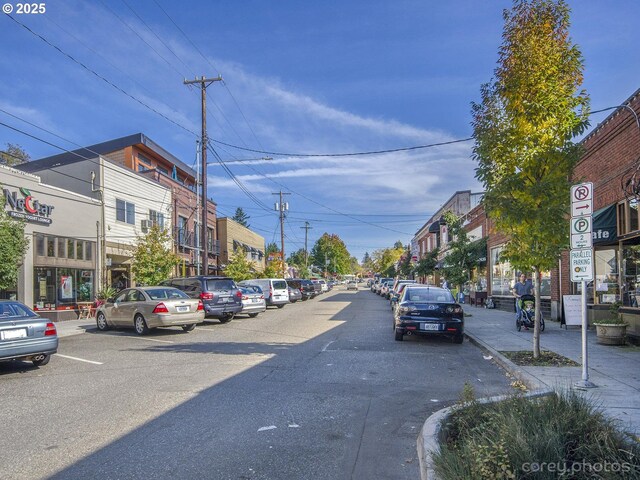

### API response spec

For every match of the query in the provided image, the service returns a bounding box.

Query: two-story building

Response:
[217,217,265,273]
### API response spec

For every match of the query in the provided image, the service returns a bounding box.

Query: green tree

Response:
[361,252,374,272]
[310,233,351,276]
[130,225,180,286]
[0,143,30,167]
[372,245,405,276]
[0,202,29,291]
[472,0,589,357]
[440,211,476,292]
[287,248,307,269]
[232,207,250,227]
[265,242,279,256]
[224,247,255,281]
[398,248,413,277]
[414,248,440,280]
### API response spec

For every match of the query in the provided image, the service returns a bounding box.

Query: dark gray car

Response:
[0,300,58,367]
[160,276,242,323]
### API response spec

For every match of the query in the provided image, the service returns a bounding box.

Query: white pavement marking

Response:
[54,354,103,365]
[119,336,174,344]
[258,425,277,432]
[321,340,335,352]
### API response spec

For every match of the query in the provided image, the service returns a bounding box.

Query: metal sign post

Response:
[570,182,597,389]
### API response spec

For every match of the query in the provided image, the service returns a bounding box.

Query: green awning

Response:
[593,204,617,246]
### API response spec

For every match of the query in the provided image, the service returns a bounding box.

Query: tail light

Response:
[260,295,264,299]
[200,292,214,301]
[299,288,303,293]
[242,295,249,300]
[45,322,57,336]
[269,288,273,297]
[197,300,204,311]
[153,302,169,313]
[235,290,243,299]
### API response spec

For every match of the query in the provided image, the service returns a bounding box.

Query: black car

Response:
[393,286,464,343]
[286,279,316,300]
[160,276,242,323]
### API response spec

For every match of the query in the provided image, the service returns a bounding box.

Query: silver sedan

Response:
[239,285,267,318]
[96,287,205,335]
[0,300,58,367]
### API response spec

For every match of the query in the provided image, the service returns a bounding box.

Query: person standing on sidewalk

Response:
[513,273,533,321]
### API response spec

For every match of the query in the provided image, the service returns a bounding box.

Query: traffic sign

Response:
[570,248,594,282]
[571,182,593,217]
[571,215,593,249]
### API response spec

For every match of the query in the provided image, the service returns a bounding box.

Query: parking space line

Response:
[54,354,103,365]
[118,336,174,344]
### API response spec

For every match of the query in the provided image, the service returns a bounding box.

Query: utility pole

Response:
[184,75,223,275]
[273,191,291,278]
[300,221,312,270]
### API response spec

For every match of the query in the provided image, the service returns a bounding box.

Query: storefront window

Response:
[540,271,551,297]
[76,241,84,260]
[490,246,513,295]
[33,268,95,309]
[36,234,44,256]
[67,239,75,259]
[591,248,618,304]
[47,237,55,257]
[85,242,92,261]
[622,245,640,307]
[58,238,66,258]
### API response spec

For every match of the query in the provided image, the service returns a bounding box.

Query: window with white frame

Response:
[490,246,514,296]
[116,199,135,225]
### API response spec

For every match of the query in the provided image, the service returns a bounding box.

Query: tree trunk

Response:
[533,267,541,358]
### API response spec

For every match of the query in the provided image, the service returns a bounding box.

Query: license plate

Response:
[422,323,441,331]
[1,328,27,340]
[219,297,231,303]
[252,298,259,303]
[176,306,189,313]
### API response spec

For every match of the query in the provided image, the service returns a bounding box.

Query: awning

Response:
[428,221,440,233]
[593,204,617,246]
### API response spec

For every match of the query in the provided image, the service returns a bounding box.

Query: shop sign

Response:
[3,187,55,225]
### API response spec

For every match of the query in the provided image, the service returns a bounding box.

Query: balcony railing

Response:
[174,227,219,256]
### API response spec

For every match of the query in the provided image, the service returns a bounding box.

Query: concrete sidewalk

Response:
[462,303,640,436]
[54,318,96,338]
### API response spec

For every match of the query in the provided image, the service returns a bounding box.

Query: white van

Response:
[240,278,290,308]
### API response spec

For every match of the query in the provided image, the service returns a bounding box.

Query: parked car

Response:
[0,300,58,367]
[288,286,302,303]
[286,279,316,300]
[239,278,290,308]
[390,280,418,304]
[346,280,358,291]
[310,280,323,296]
[96,287,204,335]
[393,286,464,343]
[380,281,393,299]
[374,278,393,294]
[239,285,266,317]
[316,280,329,293]
[159,276,242,323]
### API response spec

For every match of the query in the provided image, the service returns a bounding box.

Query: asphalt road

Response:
[0,287,512,480]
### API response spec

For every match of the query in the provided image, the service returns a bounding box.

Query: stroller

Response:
[516,294,545,332]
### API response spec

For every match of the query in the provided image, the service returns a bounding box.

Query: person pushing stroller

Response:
[513,273,534,324]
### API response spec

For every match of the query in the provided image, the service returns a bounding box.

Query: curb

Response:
[463,332,548,391]
[417,388,555,480]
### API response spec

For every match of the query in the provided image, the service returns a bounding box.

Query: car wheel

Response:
[134,315,149,335]
[219,314,234,324]
[182,323,196,332]
[394,330,404,341]
[453,333,464,344]
[96,312,109,331]
[248,313,259,318]
[32,354,51,367]
[277,304,285,309]
[516,318,522,332]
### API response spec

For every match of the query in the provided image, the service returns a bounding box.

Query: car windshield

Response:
[0,302,38,318]
[404,289,455,303]
[146,288,189,300]
[206,279,236,291]
[272,281,287,290]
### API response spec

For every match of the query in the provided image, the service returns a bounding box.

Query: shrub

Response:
[434,390,639,479]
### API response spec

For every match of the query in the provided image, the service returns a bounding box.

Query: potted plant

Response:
[593,301,628,345]
[95,286,117,306]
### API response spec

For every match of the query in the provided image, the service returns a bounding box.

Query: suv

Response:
[286,279,316,300]
[160,276,242,323]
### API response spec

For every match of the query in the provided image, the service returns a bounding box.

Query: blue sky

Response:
[1,1,639,262]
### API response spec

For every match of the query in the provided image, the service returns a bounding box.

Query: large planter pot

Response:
[595,323,627,345]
